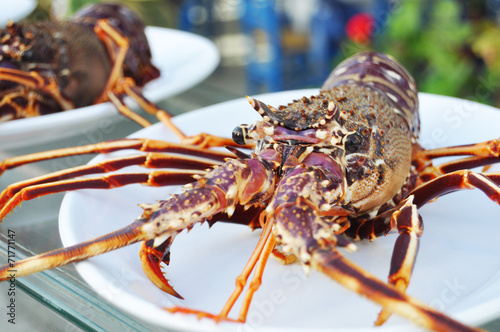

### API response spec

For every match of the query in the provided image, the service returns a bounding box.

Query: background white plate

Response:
[59,91,500,331]
[0,27,220,150]
[0,0,37,27]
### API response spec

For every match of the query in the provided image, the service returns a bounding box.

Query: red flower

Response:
[346,13,374,44]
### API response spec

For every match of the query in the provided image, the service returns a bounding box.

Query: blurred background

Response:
[28,0,500,107]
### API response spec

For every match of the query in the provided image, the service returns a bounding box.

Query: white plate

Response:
[59,91,500,331]
[0,0,37,27]
[0,27,220,150]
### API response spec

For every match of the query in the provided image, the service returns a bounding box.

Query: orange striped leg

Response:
[0,91,46,120]
[0,169,203,220]
[93,20,157,127]
[375,196,423,325]
[417,155,500,183]
[158,109,250,149]
[166,214,275,322]
[123,85,245,149]
[235,222,276,322]
[0,152,220,208]
[420,139,500,159]
[95,35,242,147]
[411,170,500,208]
[415,139,500,180]
[0,138,234,175]
[122,85,188,143]
[93,19,129,104]
[0,68,73,110]
[107,89,152,127]
[432,156,500,175]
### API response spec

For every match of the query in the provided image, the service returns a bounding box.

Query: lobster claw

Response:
[139,238,184,299]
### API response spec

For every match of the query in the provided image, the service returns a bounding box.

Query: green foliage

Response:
[381,1,475,97]
[340,0,500,107]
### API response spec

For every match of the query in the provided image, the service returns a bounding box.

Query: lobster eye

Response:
[21,49,34,61]
[344,133,363,153]
[232,125,247,145]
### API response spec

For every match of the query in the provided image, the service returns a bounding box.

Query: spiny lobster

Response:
[0,52,498,331]
[0,2,169,127]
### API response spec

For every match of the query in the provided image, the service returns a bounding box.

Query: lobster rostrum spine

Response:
[0,52,490,332]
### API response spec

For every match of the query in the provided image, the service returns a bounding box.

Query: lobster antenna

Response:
[0,220,150,280]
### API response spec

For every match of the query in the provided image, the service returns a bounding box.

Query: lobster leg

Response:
[430,156,500,176]
[123,84,245,149]
[0,90,45,120]
[375,196,423,325]
[0,152,221,207]
[84,18,244,139]
[86,20,150,126]
[419,139,500,160]
[0,169,204,220]
[0,138,233,175]
[347,170,500,325]
[93,19,130,105]
[158,111,250,149]
[166,214,276,322]
[350,170,500,325]
[411,170,500,208]
[107,89,152,127]
[0,68,74,110]
[414,139,500,180]
[223,216,276,322]
[340,200,425,326]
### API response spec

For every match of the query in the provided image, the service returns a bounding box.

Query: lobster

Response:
[0,2,167,127]
[0,52,497,331]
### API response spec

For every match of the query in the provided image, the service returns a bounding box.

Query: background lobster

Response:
[0,2,163,127]
[0,52,498,331]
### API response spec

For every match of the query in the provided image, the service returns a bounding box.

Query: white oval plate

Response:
[0,0,37,27]
[0,27,220,150]
[59,91,500,331]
